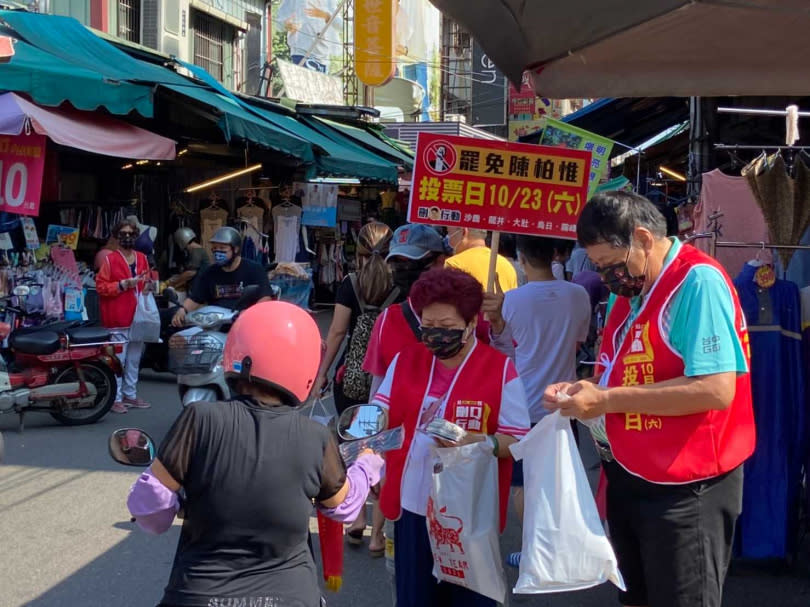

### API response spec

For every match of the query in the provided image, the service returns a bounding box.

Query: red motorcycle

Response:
[0,318,123,431]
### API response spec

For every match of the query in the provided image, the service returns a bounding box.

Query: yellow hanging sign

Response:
[354,0,396,87]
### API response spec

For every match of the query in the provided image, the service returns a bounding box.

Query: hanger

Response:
[748,242,766,267]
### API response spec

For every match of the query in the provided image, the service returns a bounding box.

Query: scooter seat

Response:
[66,326,110,344]
[10,330,61,355]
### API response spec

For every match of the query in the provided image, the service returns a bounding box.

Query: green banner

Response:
[540,117,614,199]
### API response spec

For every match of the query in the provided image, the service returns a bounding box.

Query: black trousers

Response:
[604,460,743,607]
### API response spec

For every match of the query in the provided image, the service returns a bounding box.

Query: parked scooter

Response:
[0,291,123,431]
[168,285,278,407]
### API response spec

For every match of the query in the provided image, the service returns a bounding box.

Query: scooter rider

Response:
[166,228,210,292]
[127,301,385,607]
[171,227,273,327]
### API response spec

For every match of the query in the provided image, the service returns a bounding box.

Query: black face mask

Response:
[421,326,468,359]
[392,267,423,294]
[118,234,136,249]
[599,250,647,298]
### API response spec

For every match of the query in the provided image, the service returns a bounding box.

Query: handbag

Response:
[427,442,506,603]
[129,292,161,343]
[509,411,625,594]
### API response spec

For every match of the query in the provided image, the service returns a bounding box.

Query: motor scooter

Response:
[0,300,124,431]
[168,285,278,407]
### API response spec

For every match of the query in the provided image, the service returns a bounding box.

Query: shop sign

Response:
[0,133,46,217]
[354,0,396,87]
[408,133,591,239]
[276,59,343,105]
[471,41,506,127]
[539,117,613,198]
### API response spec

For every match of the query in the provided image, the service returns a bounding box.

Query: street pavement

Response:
[0,311,808,606]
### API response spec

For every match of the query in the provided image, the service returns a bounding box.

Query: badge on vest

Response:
[453,400,490,433]
[622,322,655,365]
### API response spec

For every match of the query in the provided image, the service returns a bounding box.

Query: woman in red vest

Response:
[96,219,152,414]
[371,268,530,607]
[544,191,755,607]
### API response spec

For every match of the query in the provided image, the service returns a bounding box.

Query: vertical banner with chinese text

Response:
[0,133,46,217]
[408,133,591,239]
[540,118,613,199]
[355,0,396,87]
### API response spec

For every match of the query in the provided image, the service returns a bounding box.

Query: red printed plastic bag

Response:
[510,411,625,594]
[427,441,506,603]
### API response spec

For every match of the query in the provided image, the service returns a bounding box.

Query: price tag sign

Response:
[0,133,46,217]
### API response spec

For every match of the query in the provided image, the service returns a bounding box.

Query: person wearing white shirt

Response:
[275,0,342,72]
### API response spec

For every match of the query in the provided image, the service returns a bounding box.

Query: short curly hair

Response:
[409,268,483,324]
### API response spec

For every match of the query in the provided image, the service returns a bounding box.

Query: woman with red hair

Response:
[371,268,530,607]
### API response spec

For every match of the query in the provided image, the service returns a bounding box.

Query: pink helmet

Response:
[223,301,321,403]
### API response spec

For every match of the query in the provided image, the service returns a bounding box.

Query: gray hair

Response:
[577,191,667,248]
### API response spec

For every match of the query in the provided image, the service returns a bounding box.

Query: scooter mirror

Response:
[108,428,156,466]
[337,404,388,441]
[12,285,29,297]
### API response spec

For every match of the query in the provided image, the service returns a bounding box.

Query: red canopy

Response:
[0,93,176,160]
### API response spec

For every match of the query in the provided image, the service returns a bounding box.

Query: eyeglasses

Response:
[118,231,136,237]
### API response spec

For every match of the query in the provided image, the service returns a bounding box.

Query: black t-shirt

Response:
[189,258,272,309]
[334,275,362,338]
[157,398,346,607]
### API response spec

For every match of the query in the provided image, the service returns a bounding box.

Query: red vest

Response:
[598,244,756,483]
[380,340,513,531]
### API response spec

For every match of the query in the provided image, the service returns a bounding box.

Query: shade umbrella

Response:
[429,1,810,98]
[0,92,176,160]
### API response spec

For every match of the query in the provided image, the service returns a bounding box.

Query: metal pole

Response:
[715,241,810,251]
[717,107,810,118]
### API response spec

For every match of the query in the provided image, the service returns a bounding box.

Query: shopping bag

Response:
[510,411,625,594]
[129,292,161,343]
[427,441,506,603]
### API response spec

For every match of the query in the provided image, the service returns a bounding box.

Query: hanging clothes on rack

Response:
[237,192,265,257]
[272,200,302,263]
[734,261,805,560]
[694,169,770,277]
[200,194,229,257]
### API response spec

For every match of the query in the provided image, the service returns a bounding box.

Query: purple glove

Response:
[127,469,180,535]
[318,452,385,523]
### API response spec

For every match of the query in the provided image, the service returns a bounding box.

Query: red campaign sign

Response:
[0,133,46,217]
[408,132,591,239]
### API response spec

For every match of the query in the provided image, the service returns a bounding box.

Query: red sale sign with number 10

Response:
[0,133,46,217]
[408,132,592,239]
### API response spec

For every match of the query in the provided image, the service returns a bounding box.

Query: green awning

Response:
[306,117,414,169]
[163,85,314,161]
[246,105,399,182]
[0,39,154,116]
[0,11,191,86]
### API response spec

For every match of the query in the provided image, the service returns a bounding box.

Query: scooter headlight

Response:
[187,310,228,329]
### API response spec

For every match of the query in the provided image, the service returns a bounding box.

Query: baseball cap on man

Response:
[387,224,445,260]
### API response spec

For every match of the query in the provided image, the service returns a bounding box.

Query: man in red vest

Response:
[544,191,755,607]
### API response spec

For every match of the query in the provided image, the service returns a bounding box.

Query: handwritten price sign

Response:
[0,133,46,217]
[408,133,591,238]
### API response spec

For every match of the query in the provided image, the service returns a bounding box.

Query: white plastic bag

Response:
[129,292,161,343]
[427,441,506,603]
[510,411,625,594]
